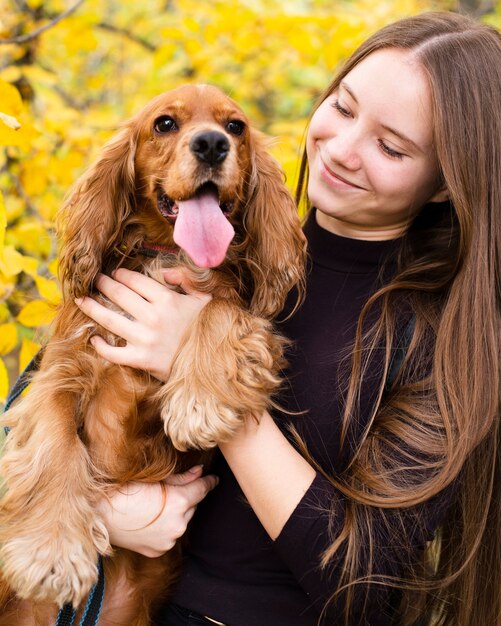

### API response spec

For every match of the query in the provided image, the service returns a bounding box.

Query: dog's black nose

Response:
[190,131,230,165]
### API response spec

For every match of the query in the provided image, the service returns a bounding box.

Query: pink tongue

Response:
[173,188,235,268]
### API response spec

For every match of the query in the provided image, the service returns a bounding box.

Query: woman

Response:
[77,12,501,626]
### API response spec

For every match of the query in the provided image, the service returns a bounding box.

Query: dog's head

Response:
[58,84,305,318]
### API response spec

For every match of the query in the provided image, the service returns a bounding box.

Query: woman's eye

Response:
[331,99,351,117]
[154,116,178,133]
[226,120,245,135]
[377,139,404,160]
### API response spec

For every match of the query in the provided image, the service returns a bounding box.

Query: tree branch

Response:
[96,22,157,52]
[0,0,85,45]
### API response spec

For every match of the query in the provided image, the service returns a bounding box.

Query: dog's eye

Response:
[226,120,245,136]
[154,116,178,133]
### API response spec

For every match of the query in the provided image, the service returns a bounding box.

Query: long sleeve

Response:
[274,470,454,623]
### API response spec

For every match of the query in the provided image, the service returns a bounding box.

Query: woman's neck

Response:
[315,208,408,241]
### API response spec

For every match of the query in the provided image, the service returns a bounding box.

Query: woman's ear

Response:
[243,131,306,319]
[57,124,138,298]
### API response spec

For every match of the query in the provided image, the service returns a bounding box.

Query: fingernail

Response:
[75,297,83,305]
[189,464,204,474]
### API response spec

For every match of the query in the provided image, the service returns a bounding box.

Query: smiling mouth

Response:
[157,182,234,222]
[319,157,365,190]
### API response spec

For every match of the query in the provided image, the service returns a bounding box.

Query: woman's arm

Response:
[219,412,316,539]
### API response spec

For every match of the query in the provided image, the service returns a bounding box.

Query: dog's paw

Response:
[0,518,109,607]
[162,392,241,451]
[159,302,286,451]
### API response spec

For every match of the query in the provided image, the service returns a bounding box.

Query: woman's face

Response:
[306,48,448,240]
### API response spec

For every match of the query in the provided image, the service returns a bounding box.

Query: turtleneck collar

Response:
[303,209,401,274]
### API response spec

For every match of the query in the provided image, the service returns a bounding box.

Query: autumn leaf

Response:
[19,338,41,373]
[0,111,21,130]
[0,192,5,252]
[34,275,61,305]
[0,79,34,148]
[0,323,17,355]
[17,300,55,327]
[0,357,8,404]
[0,246,38,278]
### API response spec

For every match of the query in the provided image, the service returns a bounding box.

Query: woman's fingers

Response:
[93,273,152,319]
[110,268,176,303]
[75,268,212,380]
[87,335,135,366]
[162,267,212,301]
[182,474,219,507]
[75,294,137,342]
[165,465,204,486]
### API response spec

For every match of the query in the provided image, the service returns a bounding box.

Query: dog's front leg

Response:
[0,350,110,609]
[158,299,287,451]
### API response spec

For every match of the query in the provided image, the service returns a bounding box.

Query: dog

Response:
[0,84,306,625]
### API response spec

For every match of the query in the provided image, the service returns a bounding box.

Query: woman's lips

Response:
[319,157,365,190]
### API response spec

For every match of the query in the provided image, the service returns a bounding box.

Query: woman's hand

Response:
[75,267,211,382]
[97,466,218,557]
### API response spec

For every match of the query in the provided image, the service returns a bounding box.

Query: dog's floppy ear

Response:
[57,123,138,298]
[243,131,306,319]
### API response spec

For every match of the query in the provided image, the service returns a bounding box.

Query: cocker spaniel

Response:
[0,84,306,625]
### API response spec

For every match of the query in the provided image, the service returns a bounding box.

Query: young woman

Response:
[76,12,501,626]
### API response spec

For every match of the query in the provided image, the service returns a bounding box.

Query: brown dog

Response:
[0,84,306,625]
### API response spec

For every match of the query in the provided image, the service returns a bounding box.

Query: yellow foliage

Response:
[0,357,8,404]
[17,300,55,328]
[7,220,52,259]
[0,80,23,144]
[0,192,5,250]
[0,79,37,149]
[0,304,9,322]
[34,275,61,305]
[48,259,59,278]
[0,111,21,131]
[0,247,38,278]
[19,338,41,373]
[0,66,22,83]
[0,323,17,355]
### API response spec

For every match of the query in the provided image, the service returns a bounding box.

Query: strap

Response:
[55,604,76,626]
[78,555,106,626]
[55,556,105,626]
[3,349,44,414]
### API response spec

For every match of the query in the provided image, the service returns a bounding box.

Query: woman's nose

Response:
[325,127,362,171]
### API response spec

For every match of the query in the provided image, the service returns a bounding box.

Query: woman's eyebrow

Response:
[340,80,425,154]
[380,124,424,154]
[339,80,358,103]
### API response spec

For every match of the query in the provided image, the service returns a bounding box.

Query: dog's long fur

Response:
[0,85,306,625]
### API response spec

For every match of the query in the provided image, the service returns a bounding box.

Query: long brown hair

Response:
[296,12,501,625]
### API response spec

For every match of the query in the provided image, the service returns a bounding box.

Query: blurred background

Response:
[0,0,499,405]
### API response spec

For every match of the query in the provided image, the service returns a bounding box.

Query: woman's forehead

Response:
[340,48,435,153]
